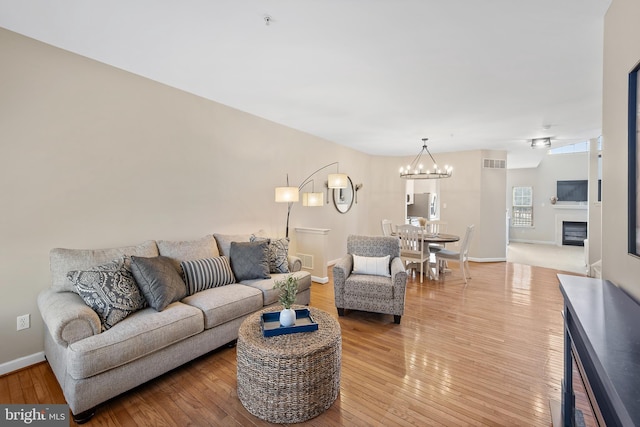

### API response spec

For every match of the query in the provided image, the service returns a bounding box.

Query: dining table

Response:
[392,230,460,280]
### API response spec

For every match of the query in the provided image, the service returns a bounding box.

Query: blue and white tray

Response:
[261,308,319,337]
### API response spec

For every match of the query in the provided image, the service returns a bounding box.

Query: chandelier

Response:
[399,138,452,179]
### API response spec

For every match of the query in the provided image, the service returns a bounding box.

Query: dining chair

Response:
[381,219,393,236]
[424,220,448,252]
[397,224,433,283]
[435,224,475,284]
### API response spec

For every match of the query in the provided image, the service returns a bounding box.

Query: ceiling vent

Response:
[483,159,506,169]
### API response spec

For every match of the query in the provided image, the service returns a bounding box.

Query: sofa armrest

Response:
[332,255,353,308]
[288,255,302,272]
[37,288,101,347]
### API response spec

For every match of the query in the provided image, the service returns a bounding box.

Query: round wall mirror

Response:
[333,176,354,214]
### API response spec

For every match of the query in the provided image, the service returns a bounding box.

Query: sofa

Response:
[333,235,407,324]
[37,233,311,423]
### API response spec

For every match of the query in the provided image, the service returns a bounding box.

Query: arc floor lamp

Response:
[275,162,348,238]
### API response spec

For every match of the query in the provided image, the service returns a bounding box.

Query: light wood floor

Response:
[1,261,584,426]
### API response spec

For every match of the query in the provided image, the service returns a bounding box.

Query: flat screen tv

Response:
[557,180,588,202]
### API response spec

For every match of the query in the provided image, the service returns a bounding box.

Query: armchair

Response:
[333,235,408,324]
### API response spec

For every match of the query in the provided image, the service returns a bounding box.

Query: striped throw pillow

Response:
[180,256,235,295]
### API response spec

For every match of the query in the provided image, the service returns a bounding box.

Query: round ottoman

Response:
[236,306,341,423]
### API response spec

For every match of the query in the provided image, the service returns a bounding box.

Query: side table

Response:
[236,306,342,424]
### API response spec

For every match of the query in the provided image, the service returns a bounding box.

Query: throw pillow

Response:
[229,240,271,282]
[130,255,187,311]
[352,254,391,277]
[180,256,236,295]
[67,257,147,330]
[213,233,252,257]
[250,235,291,274]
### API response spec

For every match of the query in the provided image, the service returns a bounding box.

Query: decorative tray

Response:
[261,308,319,337]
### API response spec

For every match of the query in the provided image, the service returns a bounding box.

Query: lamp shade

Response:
[275,187,299,202]
[302,192,324,207]
[327,173,348,189]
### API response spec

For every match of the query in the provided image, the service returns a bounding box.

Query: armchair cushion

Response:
[345,274,394,299]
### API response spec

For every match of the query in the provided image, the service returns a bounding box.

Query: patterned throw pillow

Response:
[67,257,147,330]
[250,235,290,274]
[229,241,271,281]
[180,256,236,295]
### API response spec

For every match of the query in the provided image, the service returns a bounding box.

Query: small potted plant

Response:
[273,275,298,327]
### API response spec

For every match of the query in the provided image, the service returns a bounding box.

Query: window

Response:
[548,141,589,155]
[512,186,533,227]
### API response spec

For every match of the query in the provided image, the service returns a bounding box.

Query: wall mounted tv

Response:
[557,180,588,202]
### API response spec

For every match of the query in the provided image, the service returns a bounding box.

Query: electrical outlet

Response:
[17,314,30,331]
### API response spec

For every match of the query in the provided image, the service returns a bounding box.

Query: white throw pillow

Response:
[352,254,391,277]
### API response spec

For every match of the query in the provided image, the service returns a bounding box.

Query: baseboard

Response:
[469,257,506,263]
[311,276,329,284]
[0,352,45,376]
[509,239,557,245]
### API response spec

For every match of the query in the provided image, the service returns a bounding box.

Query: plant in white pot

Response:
[273,275,298,327]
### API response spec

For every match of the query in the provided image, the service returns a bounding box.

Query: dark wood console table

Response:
[557,274,640,427]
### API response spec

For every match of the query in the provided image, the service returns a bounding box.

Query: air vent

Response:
[483,158,506,169]
[297,253,314,269]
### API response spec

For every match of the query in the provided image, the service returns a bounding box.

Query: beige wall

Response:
[437,149,507,260]
[0,28,375,366]
[0,28,510,368]
[601,0,640,300]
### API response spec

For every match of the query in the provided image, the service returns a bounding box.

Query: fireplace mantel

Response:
[556,274,640,426]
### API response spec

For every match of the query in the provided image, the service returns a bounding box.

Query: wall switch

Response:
[17,314,30,331]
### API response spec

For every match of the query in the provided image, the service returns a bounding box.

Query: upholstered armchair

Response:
[333,235,408,324]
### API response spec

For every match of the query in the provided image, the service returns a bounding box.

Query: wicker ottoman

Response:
[236,306,341,423]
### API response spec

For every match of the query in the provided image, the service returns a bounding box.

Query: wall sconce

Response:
[354,183,363,203]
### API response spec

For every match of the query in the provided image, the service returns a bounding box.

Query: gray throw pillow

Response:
[68,257,147,330]
[229,240,271,282]
[250,235,290,274]
[130,256,187,311]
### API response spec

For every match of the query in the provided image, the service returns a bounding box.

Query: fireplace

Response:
[562,221,587,246]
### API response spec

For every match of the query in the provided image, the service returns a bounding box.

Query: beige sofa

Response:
[37,234,311,423]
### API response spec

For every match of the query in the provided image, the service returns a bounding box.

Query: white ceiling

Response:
[0,0,611,167]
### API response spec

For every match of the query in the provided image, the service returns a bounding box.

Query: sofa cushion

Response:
[67,257,148,330]
[213,233,252,257]
[250,235,291,274]
[156,235,220,274]
[67,301,204,379]
[241,271,312,306]
[130,256,187,311]
[180,256,235,295]
[229,241,271,281]
[345,274,394,299]
[50,240,159,293]
[352,254,391,277]
[181,284,263,329]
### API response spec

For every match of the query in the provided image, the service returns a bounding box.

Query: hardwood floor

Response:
[1,261,584,426]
